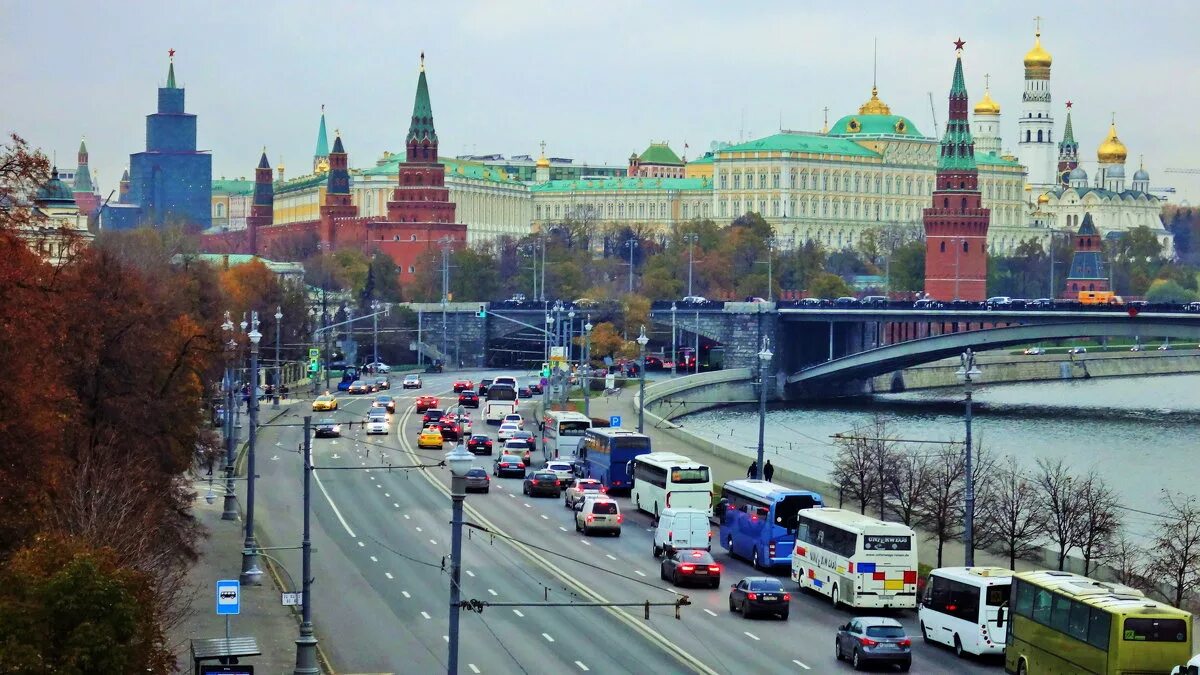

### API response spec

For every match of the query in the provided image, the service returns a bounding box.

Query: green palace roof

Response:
[529,176,710,193]
[687,154,714,165]
[361,153,522,185]
[638,143,683,165]
[827,114,926,139]
[975,152,1023,168]
[212,179,255,196]
[720,133,881,158]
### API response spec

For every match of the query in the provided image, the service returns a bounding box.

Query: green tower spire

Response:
[74,137,94,193]
[166,49,176,88]
[314,105,329,163]
[937,45,977,173]
[406,52,438,145]
[1062,107,1076,144]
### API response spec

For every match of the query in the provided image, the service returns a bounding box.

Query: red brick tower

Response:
[246,150,273,255]
[1063,212,1108,296]
[923,40,990,302]
[319,133,357,250]
[386,53,456,225]
[73,138,101,216]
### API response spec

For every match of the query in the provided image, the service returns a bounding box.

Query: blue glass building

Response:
[102,56,211,230]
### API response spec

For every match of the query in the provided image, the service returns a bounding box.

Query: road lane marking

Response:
[792,660,811,670]
[487,588,497,596]
[415,527,423,532]
[384,492,391,497]
[385,572,394,579]
[442,635,449,643]
[743,631,760,641]
[540,514,549,520]
[606,554,617,560]
[429,539,438,546]
[542,633,555,643]
[508,493,516,498]
[394,503,400,508]
[634,570,646,577]
[312,458,358,538]
[357,541,365,547]
[403,514,410,519]
[401,591,411,598]
[370,556,378,562]
[512,609,524,617]
[420,611,431,619]
[523,503,531,508]
[575,662,590,672]
[465,570,475,577]
[469,665,481,674]
[703,609,717,617]
[559,526,568,532]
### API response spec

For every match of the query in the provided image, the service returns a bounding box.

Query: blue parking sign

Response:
[609,415,621,428]
[216,579,240,615]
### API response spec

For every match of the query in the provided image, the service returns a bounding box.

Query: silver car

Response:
[464,467,490,493]
[366,413,389,435]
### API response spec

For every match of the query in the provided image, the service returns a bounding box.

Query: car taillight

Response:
[617,514,623,523]
[586,514,594,522]
[599,487,607,493]
[897,639,911,647]
[858,637,877,647]
[531,479,538,485]
[746,593,757,601]
[708,565,721,573]
[783,593,791,601]
[555,480,561,486]
[768,542,776,558]
[680,564,695,572]
[667,530,673,541]
[708,531,713,541]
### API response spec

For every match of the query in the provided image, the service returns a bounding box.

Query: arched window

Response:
[1025,130,1031,142]
[961,197,968,209]
[649,204,656,218]
[1089,283,1095,291]
[943,197,949,208]
[963,241,969,253]
[940,241,946,252]
[618,203,625,218]
[1037,130,1043,142]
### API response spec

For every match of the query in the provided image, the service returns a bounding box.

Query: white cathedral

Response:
[972,24,1173,255]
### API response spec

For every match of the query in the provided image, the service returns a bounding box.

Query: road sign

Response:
[609,415,621,428]
[216,579,240,615]
[281,591,303,606]
[605,374,616,390]
[308,348,320,360]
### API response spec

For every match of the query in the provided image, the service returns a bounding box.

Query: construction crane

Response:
[1165,168,1200,175]
[928,92,939,138]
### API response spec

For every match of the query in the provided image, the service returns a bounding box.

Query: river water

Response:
[682,374,1200,534]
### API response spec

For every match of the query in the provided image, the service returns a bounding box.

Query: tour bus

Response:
[628,452,712,519]
[484,384,518,424]
[717,480,823,570]
[572,428,651,492]
[791,508,919,609]
[1006,570,1194,675]
[918,566,1013,658]
[542,410,592,458]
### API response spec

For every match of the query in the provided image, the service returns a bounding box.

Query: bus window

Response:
[1122,618,1188,642]
[774,494,819,533]
[671,467,709,484]
[1031,588,1053,625]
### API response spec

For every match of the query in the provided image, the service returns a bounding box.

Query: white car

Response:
[364,362,390,373]
[366,414,389,435]
[503,413,524,430]
[1067,346,1087,354]
[543,460,574,482]
[497,422,520,441]
[1158,344,1172,351]
[1023,347,1045,355]
[402,374,422,389]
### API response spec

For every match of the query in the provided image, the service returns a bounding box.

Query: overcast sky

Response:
[4,1,1199,200]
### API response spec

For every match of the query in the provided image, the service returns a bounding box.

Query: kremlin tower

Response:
[1063,213,1108,297]
[313,105,330,173]
[246,151,274,255]
[319,132,358,250]
[72,139,100,216]
[1018,22,1056,189]
[386,53,456,226]
[923,39,990,302]
[1056,103,1079,187]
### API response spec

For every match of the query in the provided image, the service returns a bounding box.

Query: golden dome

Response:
[1037,193,1050,204]
[973,88,1000,115]
[536,154,550,169]
[1023,33,1052,68]
[315,158,329,174]
[858,86,891,116]
[1097,123,1128,164]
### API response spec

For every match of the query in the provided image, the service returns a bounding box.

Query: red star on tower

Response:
[953,38,966,51]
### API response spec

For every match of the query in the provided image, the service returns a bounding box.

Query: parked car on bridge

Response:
[985,296,1013,308]
[1023,347,1046,355]
[681,295,708,305]
[860,295,888,307]
[834,296,860,306]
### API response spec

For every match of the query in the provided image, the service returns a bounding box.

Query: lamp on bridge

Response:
[583,317,593,417]
[955,348,982,567]
[756,337,774,481]
[637,325,650,433]
[445,442,474,675]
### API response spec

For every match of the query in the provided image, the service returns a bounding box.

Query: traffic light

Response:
[476,304,487,318]
[541,363,550,378]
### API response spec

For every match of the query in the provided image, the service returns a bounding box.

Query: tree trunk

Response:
[1057,546,1067,571]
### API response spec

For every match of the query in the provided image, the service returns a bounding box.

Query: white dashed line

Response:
[415,527,423,532]
[703,609,717,617]
[523,503,531,508]
[605,554,616,560]
[540,514,549,520]
[375,484,382,489]
[357,541,365,548]
[421,611,431,619]
[465,570,476,577]
[542,633,555,643]
[469,665,481,674]
[370,556,378,562]
[559,526,568,532]
[793,660,811,670]
[508,493,516,499]
[743,631,760,641]
[487,588,498,596]
[429,539,438,546]
[575,662,590,672]
[512,609,524,617]
[385,572,394,579]
[394,503,400,508]
[403,514,410,519]
[384,492,390,497]
[442,635,449,643]
[634,570,646,577]
[401,591,411,598]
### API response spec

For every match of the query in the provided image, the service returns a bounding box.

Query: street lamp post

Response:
[445,444,473,675]
[956,348,982,567]
[372,300,380,370]
[636,325,649,433]
[293,416,319,675]
[273,307,283,408]
[221,313,239,521]
[756,337,773,480]
[583,317,593,416]
[240,312,263,586]
[625,238,638,294]
[670,303,677,377]
[683,233,699,297]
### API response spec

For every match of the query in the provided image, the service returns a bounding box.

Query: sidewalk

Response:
[169,399,308,674]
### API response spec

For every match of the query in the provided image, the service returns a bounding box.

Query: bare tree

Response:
[1107,536,1148,588]
[1147,493,1200,608]
[886,449,932,527]
[975,456,1046,570]
[1075,471,1122,576]
[829,434,880,515]
[918,447,965,567]
[1034,457,1087,571]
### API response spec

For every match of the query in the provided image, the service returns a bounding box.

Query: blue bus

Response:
[573,428,651,492]
[717,480,824,570]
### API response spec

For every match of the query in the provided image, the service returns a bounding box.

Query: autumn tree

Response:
[888,240,926,294]
[585,322,625,361]
[809,272,853,298]
[829,418,901,517]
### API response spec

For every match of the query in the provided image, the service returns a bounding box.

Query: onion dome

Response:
[536,151,550,169]
[1037,193,1050,204]
[1132,158,1149,181]
[973,88,1000,115]
[858,86,892,115]
[35,167,76,205]
[1097,123,1128,164]
[1023,31,1052,79]
[1069,166,1088,182]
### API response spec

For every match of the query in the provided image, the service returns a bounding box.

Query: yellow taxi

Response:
[312,393,338,412]
[417,427,444,449]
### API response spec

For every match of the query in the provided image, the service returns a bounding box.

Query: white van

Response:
[1172,654,1200,675]
[652,507,711,557]
[919,566,1013,657]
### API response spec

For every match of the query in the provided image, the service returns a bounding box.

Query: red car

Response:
[439,417,463,442]
[415,395,439,413]
[452,379,474,393]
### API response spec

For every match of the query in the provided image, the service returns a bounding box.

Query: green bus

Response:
[1006,570,1193,674]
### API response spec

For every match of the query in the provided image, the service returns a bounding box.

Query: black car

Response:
[374,377,390,390]
[523,471,562,498]
[835,617,911,671]
[439,417,463,442]
[660,549,721,588]
[492,454,525,478]
[728,577,790,620]
[518,386,532,398]
[478,379,493,395]
[466,434,493,455]
[643,355,664,371]
[314,418,341,438]
[458,391,480,408]
[527,380,543,395]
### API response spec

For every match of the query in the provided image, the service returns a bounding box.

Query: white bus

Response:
[919,567,1013,658]
[628,452,712,519]
[484,384,518,423]
[541,410,592,459]
[791,508,918,609]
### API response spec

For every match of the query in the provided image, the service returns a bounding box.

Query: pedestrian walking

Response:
[746,460,757,479]
[763,460,775,482]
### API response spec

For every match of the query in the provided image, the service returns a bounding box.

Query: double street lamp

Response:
[636,325,649,433]
[755,337,773,480]
[583,317,593,416]
[221,313,239,521]
[273,307,283,409]
[956,348,982,567]
[240,312,264,586]
[445,443,474,675]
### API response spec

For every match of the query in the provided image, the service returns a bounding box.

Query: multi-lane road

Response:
[253,370,1001,674]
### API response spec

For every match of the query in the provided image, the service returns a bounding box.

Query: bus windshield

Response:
[487,386,516,401]
[671,467,710,484]
[559,421,590,436]
[775,494,821,533]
